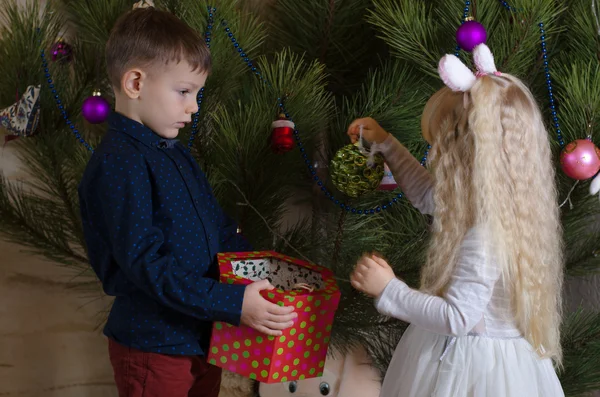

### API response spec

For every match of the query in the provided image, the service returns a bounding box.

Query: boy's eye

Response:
[179,90,189,95]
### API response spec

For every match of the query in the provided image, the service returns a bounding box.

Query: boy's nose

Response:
[187,103,199,114]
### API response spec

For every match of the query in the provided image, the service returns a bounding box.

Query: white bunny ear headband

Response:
[437,43,501,93]
[437,45,600,200]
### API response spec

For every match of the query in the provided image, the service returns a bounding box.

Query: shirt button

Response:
[179,165,183,169]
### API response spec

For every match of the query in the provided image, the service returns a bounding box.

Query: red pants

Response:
[108,339,221,397]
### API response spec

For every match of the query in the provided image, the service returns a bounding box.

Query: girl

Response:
[347,44,565,396]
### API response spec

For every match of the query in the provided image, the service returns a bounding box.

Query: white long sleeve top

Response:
[373,135,520,338]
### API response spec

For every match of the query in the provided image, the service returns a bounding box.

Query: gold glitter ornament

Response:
[330,142,384,198]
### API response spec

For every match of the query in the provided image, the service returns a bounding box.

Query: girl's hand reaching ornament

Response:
[347,117,390,144]
[351,254,396,298]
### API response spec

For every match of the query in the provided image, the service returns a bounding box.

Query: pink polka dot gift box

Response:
[208,250,341,384]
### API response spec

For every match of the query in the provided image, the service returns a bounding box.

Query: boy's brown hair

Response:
[105,7,211,88]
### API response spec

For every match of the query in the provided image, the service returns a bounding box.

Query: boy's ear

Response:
[121,68,146,99]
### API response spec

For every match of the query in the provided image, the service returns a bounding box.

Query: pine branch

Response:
[13,134,89,250]
[366,0,443,79]
[552,60,600,144]
[556,0,600,62]
[181,0,268,109]
[227,179,316,264]
[0,175,89,269]
[206,50,332,185]
[53,0,132,47]
[558,309,600,396]
[266,0,388,94]
[319,0,337,65]
[332,58,432,149]
[0,0,63,104]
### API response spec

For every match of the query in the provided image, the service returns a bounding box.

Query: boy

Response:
[78,7,296,397]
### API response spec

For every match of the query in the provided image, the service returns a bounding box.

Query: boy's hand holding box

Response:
[208,251,341,384]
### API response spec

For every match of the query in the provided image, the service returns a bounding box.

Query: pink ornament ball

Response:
[82,94,111,124]
[560,139,600,180]
[456,20,487,52]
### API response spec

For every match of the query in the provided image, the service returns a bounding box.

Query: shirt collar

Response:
[108,112,179,149]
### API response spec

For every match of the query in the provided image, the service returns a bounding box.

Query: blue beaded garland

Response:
[187,7,215,150]
[537,22,564,147]
[40,43,94,153]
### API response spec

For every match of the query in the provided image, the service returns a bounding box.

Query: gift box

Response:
[208,251,341,384]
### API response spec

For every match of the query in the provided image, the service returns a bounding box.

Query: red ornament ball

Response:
[270,114,295,154]
[560,139,600,180]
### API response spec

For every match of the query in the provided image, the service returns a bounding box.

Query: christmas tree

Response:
[1,0,599,395]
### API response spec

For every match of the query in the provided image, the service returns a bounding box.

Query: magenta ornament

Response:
[51,39,73,63]
[82,91,111,124]
[456,20,487,52]
[560,139,600,180]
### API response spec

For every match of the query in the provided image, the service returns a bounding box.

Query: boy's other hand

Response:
[240,279,297,336]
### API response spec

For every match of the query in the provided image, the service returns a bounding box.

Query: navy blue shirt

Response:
[78,112,251,355]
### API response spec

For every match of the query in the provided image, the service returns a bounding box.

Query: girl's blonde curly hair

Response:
[420,73,564,367]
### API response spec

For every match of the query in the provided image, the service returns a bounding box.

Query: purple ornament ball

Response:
[82,94,111,124]
[456,20,487,52]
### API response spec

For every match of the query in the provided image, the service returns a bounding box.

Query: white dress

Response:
[373,135,565,397]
